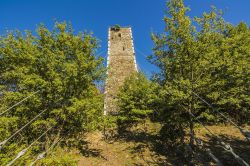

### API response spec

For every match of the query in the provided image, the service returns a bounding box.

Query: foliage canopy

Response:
[0,22,105,165]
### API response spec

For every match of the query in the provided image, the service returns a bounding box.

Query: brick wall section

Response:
[104,27,138,115]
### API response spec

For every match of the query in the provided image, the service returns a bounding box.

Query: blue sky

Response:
[0,0,249,76]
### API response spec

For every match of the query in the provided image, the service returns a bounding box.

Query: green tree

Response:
[0,22,105,164]
[149,0,250,146]
[117,73,157,132]
[209,22,250,124]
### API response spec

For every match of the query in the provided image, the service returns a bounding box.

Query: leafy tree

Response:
[117,73,158,132]
[209,22,250,124]
[150,0,203,146]
[149,0,250,146]
[0,22,105,164]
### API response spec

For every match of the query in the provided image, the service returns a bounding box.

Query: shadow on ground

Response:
[114,129,189,166]
[112,128,250,166]
[66,125,250,166]
[205,134,250,166]
[66,137,106,160]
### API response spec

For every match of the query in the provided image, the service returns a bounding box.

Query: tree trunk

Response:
[189,115,194,147]
[189,60,195,147]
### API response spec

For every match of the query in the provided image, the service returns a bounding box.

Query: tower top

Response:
[109,25,131,31]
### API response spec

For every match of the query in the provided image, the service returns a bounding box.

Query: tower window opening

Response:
[118,33,121,38]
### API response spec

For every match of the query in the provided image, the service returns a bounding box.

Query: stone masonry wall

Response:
[104,27,138,115]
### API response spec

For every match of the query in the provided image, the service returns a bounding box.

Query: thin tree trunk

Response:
[189,114,194,147]
[189,56,195,147]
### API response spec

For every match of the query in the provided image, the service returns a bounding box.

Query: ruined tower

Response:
[104,26,138,115]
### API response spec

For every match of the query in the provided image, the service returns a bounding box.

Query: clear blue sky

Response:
[1,0,249,76]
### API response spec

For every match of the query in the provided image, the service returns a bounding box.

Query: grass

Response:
[36,122,250,166]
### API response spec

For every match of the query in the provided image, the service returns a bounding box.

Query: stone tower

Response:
[104,26,138,115]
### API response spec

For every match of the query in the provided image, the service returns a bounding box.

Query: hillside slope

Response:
[73,124,249,166]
